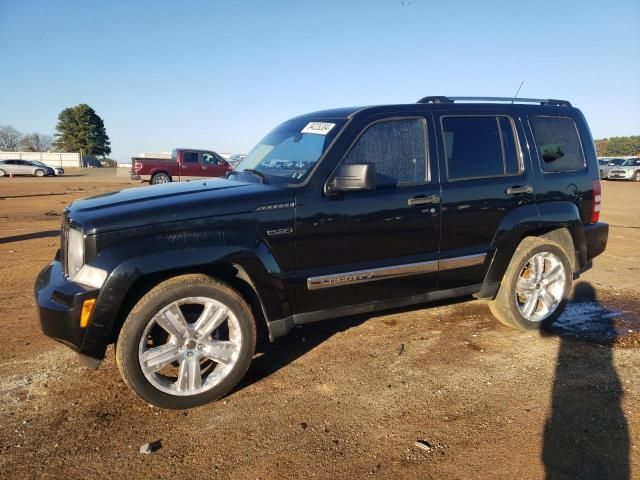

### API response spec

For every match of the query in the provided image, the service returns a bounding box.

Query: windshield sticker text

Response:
[301,122,336,136]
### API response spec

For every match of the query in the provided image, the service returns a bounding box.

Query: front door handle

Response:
[407,194,440,206]
[505,185,533,195]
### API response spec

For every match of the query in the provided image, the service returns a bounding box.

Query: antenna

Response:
[511,81,524,104]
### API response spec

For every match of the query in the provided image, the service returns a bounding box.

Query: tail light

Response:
[591,179,601,223]
[134,161,142,171]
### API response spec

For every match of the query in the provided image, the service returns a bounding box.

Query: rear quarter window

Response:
[530,116,586,172]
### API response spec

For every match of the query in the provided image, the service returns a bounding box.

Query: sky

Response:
[1,0,639,163]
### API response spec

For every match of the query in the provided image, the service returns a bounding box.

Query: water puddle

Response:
[550,300,640,347]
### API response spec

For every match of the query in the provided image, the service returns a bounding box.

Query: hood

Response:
[66,178,292,234]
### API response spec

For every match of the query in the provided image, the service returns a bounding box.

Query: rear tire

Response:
[151,173,171,185]
[116,274,256,409]
[34,169,45,177]
[488,237,572,330]
[0,169,5,177]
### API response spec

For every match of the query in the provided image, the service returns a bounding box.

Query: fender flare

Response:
[80,229,290,359]
[476,201,586,299]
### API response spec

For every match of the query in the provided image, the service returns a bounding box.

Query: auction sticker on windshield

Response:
[301,122,336,135]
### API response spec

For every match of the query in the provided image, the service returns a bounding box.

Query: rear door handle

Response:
[505,185,533,195]
[407,194,440,206]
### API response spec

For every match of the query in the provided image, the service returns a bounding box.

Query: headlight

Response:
[65,226,108,289]
[66,227,85,279]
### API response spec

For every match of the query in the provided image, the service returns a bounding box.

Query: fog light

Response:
[80,299,96,328]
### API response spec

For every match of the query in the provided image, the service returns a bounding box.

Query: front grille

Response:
[60,221,69,276]
[610,170,626,175]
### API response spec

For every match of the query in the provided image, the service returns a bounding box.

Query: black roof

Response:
[288,97,576,122]
[288,107,364,121]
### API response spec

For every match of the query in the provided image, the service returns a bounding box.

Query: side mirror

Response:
[329,164,376,193]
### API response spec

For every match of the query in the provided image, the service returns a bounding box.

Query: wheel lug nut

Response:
[197,344,203,350]
[187,352,194,357]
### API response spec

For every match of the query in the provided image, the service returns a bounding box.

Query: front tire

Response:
[489,237,572,330]
[116,274,256,409]
[151,172,171,185]
[632,171,640,182]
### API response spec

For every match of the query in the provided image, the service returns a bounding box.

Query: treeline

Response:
[1,104,111,157]
[0,125,53,152]
[595,136,640,157]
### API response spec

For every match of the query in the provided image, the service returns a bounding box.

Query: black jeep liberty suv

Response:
[36,96,608,409]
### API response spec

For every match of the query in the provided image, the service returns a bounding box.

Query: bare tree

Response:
[19,133,54,152]
[0,125,22,151]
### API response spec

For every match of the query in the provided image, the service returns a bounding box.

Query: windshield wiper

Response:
[240,169,267,183]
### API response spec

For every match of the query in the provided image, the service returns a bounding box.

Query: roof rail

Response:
[416,96,572,107]
[417,96,453,104]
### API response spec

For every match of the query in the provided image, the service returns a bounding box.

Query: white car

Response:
[598,158,624,179]
[607,158,640,181]
[0,159,55,177]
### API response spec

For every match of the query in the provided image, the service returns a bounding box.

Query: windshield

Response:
[234,118,346,185]
[622,159,638,166]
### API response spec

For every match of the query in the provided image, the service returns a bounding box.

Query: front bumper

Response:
[607,171,632,180]
[35,260,99,356]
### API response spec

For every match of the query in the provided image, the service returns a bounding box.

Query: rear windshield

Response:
[530,116,586,172]
[234,118,346,185]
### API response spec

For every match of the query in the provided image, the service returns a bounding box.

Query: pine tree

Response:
[54,104,111,156]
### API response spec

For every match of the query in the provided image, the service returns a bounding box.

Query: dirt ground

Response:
[0,170,638,479]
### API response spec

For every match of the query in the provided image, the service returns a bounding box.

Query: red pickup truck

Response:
[130,148,233,185]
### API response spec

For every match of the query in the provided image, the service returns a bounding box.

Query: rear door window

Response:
[442,116,521,180]
[183,151,198,163]
[529,116,586,172]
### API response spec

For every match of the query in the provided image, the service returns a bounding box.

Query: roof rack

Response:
[416,96,572,107]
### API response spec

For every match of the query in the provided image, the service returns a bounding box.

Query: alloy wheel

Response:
[514,252,566,322]
[138,297,242,396]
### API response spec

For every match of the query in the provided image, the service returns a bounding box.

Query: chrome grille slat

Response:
[61,221,69,276]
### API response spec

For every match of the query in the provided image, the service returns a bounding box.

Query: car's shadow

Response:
[235,295,472,391]
[235,282,632,480]
[0,229,59,244]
